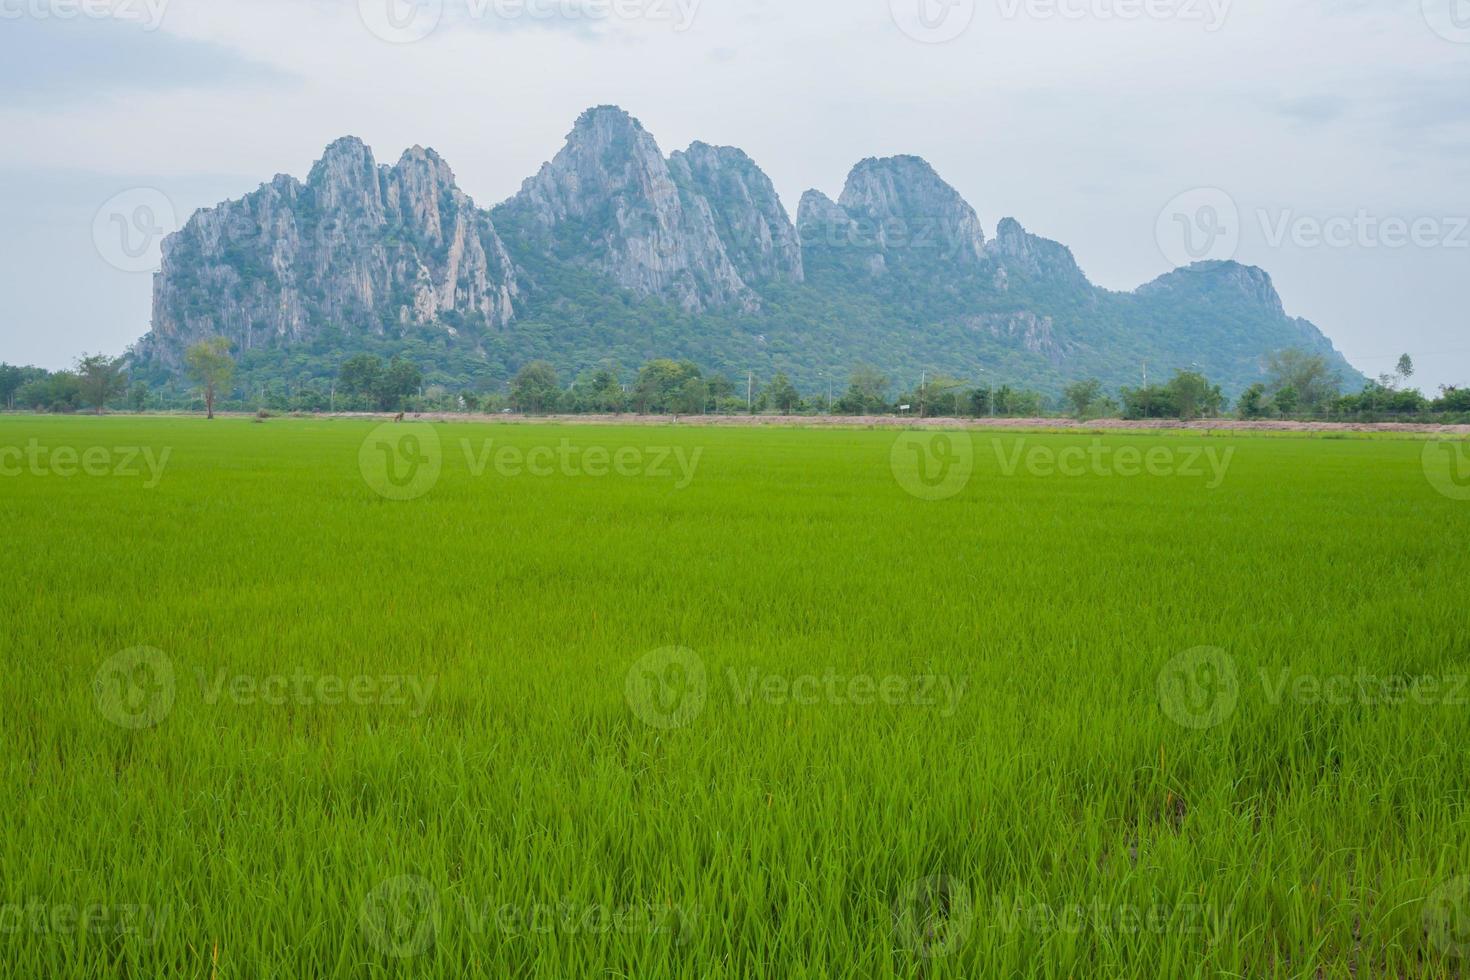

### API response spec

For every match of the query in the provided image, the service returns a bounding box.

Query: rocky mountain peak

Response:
[837,155,986,264]
[575,103,644,134]
[141,136,518,368]
[396,144,452,175]
[988,217,1090,293]
[314,135,374,169]
[796,190,852,231]
[992,217,1030,249]
[497,105,761,312]
[668,141,803,285]
[306,136,382,216]
[1137,260,1286,316]
[385,145,465,244]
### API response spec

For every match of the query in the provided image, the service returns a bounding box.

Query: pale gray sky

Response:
[2,0,1467,390]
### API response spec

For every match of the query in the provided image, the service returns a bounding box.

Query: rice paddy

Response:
[3,415,1469,978]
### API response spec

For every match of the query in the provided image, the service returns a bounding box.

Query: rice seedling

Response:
[2,416,1468,977]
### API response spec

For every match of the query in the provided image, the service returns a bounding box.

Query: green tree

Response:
[1120,385,1178,420]
[127,380,150,413]
[581,365,627,414]
[1005,389,1044,417]
[338,354,384,404]
[836,365,889,415]
[675,377,709,415]
[1273,386,1300,417]
[0,364,38,410]
[705,373,736,406]
[1396,354,1415,387]
[377,357,422,411]
[16,371,84,412]
[75,353,127,415]
[1063,379,1103,419]
[633,359,702,414]
[1237,383,1267,419]
[184,338,235,419]
[764,372,801,415]
[1164,370,1225,420]
[1435,386,1470,414]
[1266,349,1339,415]
[915,374,964,418]
[510,361,561,414]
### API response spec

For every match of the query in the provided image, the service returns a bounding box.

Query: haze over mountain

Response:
[135,106,1363,398]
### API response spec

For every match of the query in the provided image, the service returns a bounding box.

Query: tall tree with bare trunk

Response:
[185,338,235,420]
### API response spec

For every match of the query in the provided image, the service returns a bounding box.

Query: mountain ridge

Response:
[134,105,1364,398]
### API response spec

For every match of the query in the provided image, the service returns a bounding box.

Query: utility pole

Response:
[919,370,927,418]
[747,372,753,413]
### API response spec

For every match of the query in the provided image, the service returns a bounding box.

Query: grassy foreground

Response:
[3,415,1469,978]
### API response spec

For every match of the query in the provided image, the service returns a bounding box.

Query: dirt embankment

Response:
[305,412,1470,436]
[45,407,1464,435]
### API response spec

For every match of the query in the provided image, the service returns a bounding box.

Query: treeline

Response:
[0,357,134,414]
[500,359,1055,418]
[5,347,1469,423]
[1079,351,1470,422]
[382,351,1470,421]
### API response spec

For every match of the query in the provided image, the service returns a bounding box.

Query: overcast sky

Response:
[2,0,1467,390]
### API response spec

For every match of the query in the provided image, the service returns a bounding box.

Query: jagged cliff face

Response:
[961,311,1068,364]
[494,106,765,313]
[987,217,1091,296]
[136,104,1364,396]
[796,190,853,234]
[144,138,517,367]
[798,157,987,276]
[667,141,803,287]
[838,156,986,266]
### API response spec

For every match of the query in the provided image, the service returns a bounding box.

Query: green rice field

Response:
[3,415,1470,978]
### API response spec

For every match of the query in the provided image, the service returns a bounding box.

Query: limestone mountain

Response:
[132,105,1364,399]
[491,106,770,314]
[140,137,517,370]
[666,141,804,288]
[987,218,1092,297]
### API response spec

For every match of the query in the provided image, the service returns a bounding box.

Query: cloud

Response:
[0,13,287,106]
[1272,94,1350,127]
[0,0,1467,389]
